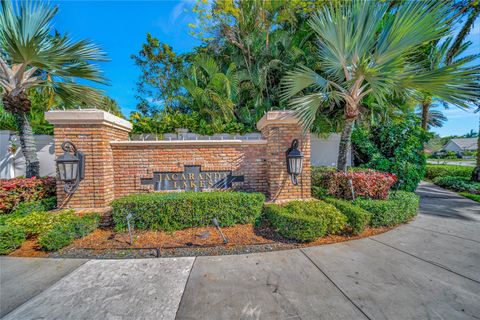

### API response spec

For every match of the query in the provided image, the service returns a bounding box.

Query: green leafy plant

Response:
[460,192,480,203]
[354,191,419,227]
[263,200,346,241]
[38,213,99,251]
[352,116,429,192]
[432,176,479,194]
[263,204,328,242]
[0,224,26,254]
[11,197,57,216]
[8,210,77,236]
[425,164,473,180]
[111,191,265,231]
[324,198,371,235]
[284,201,347,235]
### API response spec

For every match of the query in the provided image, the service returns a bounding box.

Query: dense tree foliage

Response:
[352,115,431,192]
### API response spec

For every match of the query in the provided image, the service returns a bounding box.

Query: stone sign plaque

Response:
[140,165,244,191]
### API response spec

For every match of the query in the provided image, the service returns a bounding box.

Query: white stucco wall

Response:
[310,133,351,167]
[0,131,56,179]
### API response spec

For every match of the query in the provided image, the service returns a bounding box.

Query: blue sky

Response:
[51,1,479,137]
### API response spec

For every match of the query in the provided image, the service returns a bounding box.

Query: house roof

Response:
[448,138,478,151]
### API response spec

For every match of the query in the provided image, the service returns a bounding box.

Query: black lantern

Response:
[286,139,304,185]
[55,141,85,194]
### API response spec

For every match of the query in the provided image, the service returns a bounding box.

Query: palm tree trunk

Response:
[421,101,430,131]
[472,118,480,182]
[337,117,355,172]
[13,112,40,178]
[2,94,40,178]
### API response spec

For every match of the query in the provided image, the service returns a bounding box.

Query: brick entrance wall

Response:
[46,110,311,209]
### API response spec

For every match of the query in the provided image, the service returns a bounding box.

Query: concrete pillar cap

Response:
[45,109,132,132]
[256,110,300,131]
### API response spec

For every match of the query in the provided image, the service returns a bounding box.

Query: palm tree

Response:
[446,0,480,65]
[281,0,480,171]
[419,39,479,131]
[181,54,238,122]
[417,106,448,129]
[0,0,107,177]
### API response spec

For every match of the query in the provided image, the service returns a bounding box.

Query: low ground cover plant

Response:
[354,191,419,227]
[312,167,397,200]
[112,191,265,231]
[0,225,26,255]
[0,209,99,254]
[264,200,345,242]
[38,213,100,251]
[425,164,473,180]
[324,198,371,235]
[0,177,56,214]
[432,176,479,194]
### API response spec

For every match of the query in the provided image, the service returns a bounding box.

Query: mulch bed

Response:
[9,223,393,259]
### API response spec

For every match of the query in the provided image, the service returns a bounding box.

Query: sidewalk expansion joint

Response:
[369,238,480,285]
[299,249,372,320]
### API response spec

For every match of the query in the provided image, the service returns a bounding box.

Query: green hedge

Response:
[324,198,371,235]
[425,164,473,180]
[284,201,346,234]
[11,197,57,216]
[354,191,419,227]
[432,176,479,193]
[263,200,346,242]
[111,191,265,231]
[38,213,100,251]
[0,225,26,254]
[264,204,328,242]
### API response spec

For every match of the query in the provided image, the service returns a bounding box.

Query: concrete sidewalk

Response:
[1,182,479,319]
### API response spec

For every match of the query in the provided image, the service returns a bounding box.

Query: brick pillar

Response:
[257,111,311,202]
[45,110,132,209]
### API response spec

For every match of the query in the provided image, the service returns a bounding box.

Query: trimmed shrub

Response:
[0,177,56,214]
[263,204,328,242]
[284,201,347,234]
[432,176,479,194]
[425,164,472,180]
[8,210,77,236]
[38,213,99,251]
[38,224,75,252]
[11,197,57,216]
[324,198,371,235]
[0,225,26,254]
[111,191,265,231]
[354,191,419,227]
[318,169,397,200]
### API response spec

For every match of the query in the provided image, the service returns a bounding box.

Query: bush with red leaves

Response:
[0,177,56,214]
[320,170,397,200]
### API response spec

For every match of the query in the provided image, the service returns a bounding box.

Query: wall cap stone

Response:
[256,110,300,130]
[110,139,267,146]
[45,109,132,132]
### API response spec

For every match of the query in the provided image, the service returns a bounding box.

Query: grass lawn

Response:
[459,192,480,203]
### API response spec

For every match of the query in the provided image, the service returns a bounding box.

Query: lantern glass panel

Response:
[58,163,66,180]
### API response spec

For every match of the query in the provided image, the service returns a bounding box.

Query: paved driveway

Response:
[1,182,479,319]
